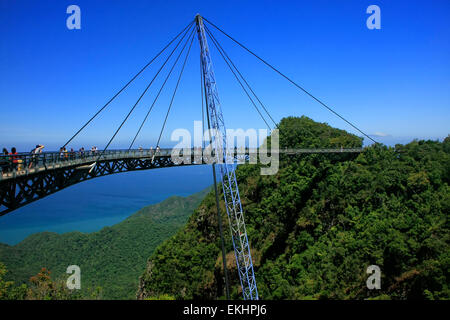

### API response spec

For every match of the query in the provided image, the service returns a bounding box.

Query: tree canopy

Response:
[138,116,449,300]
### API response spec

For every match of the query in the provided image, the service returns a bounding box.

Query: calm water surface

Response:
[0,165,213,245]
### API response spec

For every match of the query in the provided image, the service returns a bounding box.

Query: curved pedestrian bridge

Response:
[0,147,362,216]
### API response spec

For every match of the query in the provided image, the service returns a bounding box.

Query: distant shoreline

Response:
[0,214,132,246]
[0,165,214,245]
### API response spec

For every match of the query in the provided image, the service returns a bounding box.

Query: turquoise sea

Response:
[0,165,214,245]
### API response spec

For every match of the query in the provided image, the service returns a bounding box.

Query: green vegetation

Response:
[138,116,449,300]
[1,116,448,300]
[0,187,210,299]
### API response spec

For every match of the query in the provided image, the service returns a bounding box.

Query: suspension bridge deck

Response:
[0,147,363,181]
[0,147,362,216]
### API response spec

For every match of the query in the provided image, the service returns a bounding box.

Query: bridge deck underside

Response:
[0,155,189,216]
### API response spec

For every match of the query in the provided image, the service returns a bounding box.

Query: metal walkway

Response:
[0,147,362,216]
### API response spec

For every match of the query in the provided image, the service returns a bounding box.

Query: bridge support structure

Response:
[196,14,259,300]
[0,153,178,216]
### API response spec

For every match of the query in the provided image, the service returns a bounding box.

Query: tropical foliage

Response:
[0,188,210,299]
[138,116,449,300]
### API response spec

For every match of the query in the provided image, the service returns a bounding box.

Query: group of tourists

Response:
[1,145,45,173]
[57,146,100,161]
[1,147,18,173]
[1,144,164,175]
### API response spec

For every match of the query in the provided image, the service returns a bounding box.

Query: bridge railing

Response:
[0,147,222,174]
[0,147,363,178]
[0,149,161,176]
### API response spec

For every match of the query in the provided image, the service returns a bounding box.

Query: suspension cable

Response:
[200,54,206,149]
[129,27,196,150]
[203,17,378,143]
[155,33,195,148]
[62,20,194,149]
[205,24,278,129]
[96,25,194,162]
[204,27,271,130]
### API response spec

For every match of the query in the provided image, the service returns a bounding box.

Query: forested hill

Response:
[138,116,449,300]
[0,187,211,299]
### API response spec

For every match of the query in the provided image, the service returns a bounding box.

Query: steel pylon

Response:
[195,14,259,300]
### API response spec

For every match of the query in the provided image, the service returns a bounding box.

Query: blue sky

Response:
[1,0,449,151]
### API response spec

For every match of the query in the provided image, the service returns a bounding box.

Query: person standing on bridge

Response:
[151,146,160,163]
[9,147,21,171]
[29,144,44,168]
[1,148,9,174]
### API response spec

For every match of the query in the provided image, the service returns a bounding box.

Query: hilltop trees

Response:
[138,116,449,300]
